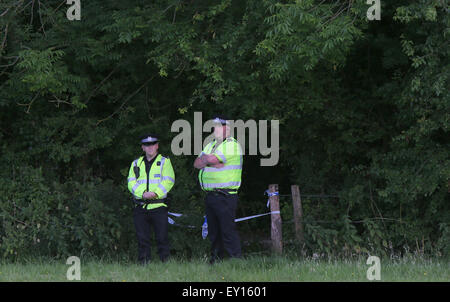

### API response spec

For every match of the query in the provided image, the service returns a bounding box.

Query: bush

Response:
[0,165,135,260]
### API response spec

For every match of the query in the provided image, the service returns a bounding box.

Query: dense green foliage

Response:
[0,0,448,261]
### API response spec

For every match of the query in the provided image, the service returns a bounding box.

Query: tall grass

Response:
[0,255,448,282]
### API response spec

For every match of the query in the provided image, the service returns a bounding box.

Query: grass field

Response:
[0,256,448,282]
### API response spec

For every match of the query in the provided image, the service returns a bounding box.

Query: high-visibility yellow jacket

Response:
[127,154,175,209]
[198,137,243,193]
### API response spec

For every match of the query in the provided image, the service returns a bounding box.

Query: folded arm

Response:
[193,153,224,169]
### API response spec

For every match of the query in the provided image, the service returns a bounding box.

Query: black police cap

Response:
[140,134,159,145]
[212,114,230,125]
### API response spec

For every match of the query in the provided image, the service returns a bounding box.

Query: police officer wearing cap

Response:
[193,115,243,263]
[127,134,175,264]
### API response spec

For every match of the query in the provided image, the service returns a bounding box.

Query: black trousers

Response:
[205,191,242,260]
[133,205,169,263]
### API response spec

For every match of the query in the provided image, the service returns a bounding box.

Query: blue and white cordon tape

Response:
[265,189,279,208]
[167,190,281,239]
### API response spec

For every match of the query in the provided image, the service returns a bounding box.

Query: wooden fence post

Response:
[269,184,282,254]
[291,185,304,244]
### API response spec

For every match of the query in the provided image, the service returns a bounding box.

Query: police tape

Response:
[167,212,194,228]
[167,210,281,239]
[167,211,280,225]
[234,211,280,222]
[265,190,279,207]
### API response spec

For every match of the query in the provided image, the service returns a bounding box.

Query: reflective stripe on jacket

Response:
[127,154,175,209]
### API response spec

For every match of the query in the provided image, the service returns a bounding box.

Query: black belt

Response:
[207,189,238,196]
[133,198,166,207]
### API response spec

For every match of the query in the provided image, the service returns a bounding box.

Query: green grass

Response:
[0,256,448,282]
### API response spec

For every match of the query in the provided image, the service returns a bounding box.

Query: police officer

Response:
[193,115,243,263]
[127,134,175,264]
